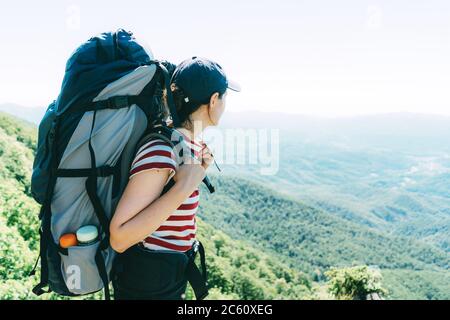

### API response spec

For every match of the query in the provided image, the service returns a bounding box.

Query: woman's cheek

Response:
[217,101,226,122]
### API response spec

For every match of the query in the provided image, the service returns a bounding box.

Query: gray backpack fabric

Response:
[30,29,180,299]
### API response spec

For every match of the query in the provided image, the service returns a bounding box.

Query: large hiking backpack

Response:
[30,29,210,299]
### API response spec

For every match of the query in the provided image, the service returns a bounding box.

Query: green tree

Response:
[325,265,387,300]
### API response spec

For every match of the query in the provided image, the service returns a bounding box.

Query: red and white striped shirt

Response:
[129,132,203,252]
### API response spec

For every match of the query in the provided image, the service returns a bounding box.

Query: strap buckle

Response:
[32,283,51,296]
[96,165,115,177]
[109,96,130,109]
[192,240,200,253]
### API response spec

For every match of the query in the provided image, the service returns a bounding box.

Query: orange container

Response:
[59,233,78,248]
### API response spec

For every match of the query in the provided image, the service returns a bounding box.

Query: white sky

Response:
[0,0,449,116]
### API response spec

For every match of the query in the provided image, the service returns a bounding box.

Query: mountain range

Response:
[0,104,449,299]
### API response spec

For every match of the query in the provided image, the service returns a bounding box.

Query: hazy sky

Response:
[1,0,449,116]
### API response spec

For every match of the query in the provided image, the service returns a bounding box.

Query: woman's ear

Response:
[170,83,177,92]
[209,92,220,108]
[207,92,220,126]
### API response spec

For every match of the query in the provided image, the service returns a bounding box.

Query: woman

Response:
[110,57,240,300]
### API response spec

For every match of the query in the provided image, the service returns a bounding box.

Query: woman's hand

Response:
[200,143,214,170]
[173,161,206,194]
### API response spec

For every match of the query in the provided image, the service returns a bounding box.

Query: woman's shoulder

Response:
[129,138,178,178]
[136,138,174,154]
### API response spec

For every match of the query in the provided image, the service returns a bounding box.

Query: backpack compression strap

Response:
[186,240,209,300]
[32,116,61,296]
[86,107,111,300]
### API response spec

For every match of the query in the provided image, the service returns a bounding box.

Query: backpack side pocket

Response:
[59,240,103,295]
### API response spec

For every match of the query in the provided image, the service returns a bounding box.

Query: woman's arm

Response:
[109,164,205,253]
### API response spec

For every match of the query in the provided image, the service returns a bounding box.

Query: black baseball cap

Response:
[170,57,241,104]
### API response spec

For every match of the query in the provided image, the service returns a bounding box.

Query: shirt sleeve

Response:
[129,139,177,183]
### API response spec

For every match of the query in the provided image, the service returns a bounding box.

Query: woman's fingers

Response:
[202,152,214,164]
[200,145,214,169]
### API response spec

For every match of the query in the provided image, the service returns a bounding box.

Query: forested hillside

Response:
[0,111,448,300]
[199,175,449,299]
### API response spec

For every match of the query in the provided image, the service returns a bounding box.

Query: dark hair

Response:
[148,61,177,127]
[148,84,167,126]
[171,86,225,129]
[149,61,226,129]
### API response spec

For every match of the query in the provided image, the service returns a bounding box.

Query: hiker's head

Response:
[169,57,240,130]
[170,83,227,130]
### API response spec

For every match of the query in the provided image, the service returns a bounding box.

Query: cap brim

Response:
[227,79,241,92]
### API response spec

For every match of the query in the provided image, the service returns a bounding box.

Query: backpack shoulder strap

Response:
[134,125,182,194]
[135,124,216,194]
